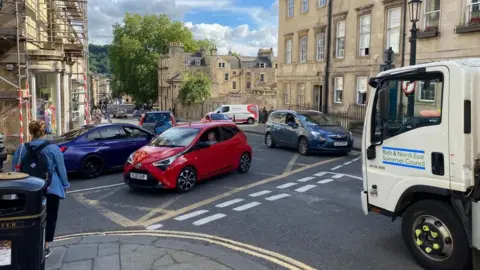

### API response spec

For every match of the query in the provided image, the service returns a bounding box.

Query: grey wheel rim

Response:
[240,154,250,171]
[412,215,454,261]
[299,139,308,153]
[178,168,196,191]
[266,134,272,146]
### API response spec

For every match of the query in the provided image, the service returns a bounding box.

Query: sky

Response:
[88,0,279,56]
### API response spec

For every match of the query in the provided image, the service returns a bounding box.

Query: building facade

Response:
[277,0,480,113]
[158,43,278,113]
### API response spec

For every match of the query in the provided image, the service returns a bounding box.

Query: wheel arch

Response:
[79,153,105,171]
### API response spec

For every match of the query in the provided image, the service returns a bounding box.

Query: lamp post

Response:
[407,0,422,117]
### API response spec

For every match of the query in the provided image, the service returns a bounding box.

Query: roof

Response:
[175,121,236,129]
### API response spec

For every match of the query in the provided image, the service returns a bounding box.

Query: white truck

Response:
[361,58,480,270]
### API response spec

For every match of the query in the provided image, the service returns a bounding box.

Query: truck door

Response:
[364,66,450,212]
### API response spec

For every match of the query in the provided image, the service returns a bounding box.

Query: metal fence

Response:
[286,104,367,130]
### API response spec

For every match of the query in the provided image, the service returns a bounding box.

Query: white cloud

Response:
[88,0,278,57]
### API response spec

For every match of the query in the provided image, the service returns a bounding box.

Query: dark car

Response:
[52,123,155,178]
[264,110,353,155]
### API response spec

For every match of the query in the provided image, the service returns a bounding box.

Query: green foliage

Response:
[89,44,111,74]
[195,39,216,55]
[109,13,198,103]
[178,72,211,107]
[231,51,240,56]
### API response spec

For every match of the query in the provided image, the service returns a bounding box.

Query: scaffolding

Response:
[0,0,88,147]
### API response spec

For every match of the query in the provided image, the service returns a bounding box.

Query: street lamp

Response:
[407,0,422,117]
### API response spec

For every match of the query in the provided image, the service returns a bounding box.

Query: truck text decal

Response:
[382,146,426,170]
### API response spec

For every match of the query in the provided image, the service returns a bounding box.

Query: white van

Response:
[213,104,259,124]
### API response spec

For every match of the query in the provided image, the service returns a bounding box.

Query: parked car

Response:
[213,104,259,124]
[264,110,353,155]
[201,113,233,123]
[52,123,155,178]
[139,111,177,134]
[133,109,142,118]
[113,109,128,118]
[124,122,252,192]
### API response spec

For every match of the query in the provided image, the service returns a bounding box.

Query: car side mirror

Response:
[378,85,390,121]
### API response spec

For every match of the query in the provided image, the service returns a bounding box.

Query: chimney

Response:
[210,46,217,56]
[168,42,185,55]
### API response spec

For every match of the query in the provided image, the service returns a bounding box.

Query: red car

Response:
[124,122,252,192]
[201,113,233,123]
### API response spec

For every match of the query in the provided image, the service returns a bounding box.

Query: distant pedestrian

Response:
[12,120,70,258]
[93,106,102,124]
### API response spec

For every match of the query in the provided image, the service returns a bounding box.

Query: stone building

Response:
[158,43,278,114]
[277,0,480,113]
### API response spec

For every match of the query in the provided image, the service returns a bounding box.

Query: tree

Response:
[231,51,240,56]
[177,72,211,107]
[195,39,216,55]
[109,13,198,103]
[89,44,111,74]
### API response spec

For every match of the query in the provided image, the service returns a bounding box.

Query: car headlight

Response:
[311,131,328,141]
[152,152,183,168]
[127,153,134,164]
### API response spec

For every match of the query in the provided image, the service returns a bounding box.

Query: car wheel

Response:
[298,137,309,155]
[176,166,197,193]
[238,152,251,173]
[247,118,254,125]
[81,155,105,179]
[265,133,275,148]
[401,200,470,270]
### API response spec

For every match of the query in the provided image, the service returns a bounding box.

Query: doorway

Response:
[313,85,323,111]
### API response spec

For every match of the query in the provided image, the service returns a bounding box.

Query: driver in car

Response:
[208,132,217,145]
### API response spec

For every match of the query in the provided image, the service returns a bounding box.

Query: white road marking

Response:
[314,172,327,177]
[174,210,209,221]
[295,185,317,193]
[318,179,334,184]
[215,198,244,208]
[353,158,361,161]
[329,172,363,180]
[265,193,290,201]
[297,177,316,182]
[249,190,272,197]
[331,165,342,170]
[343,161,352,165]
[283,154,300,174]
[193,214,227,226]
[233,202,262,211]
[67,183,125,194]
[332,174,344,179]
[145,223,163,230]
[276,182,298,189]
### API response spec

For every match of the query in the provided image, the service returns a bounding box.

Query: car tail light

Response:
[139,115,145,125]
[59,146,68,153]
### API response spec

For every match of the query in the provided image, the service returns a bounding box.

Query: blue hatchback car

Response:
[264,110,353,155]
[52,123,155,178]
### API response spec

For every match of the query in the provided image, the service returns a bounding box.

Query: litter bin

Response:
[0,172,47,270]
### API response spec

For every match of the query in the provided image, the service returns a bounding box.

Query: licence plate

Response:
[334,141,348,146]
[130,173,147,180]
[0,241,11,266]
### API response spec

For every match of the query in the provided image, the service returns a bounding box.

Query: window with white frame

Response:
[466,0,480,24]
[359,15,371,56]
[184,59,190,65]
[285,84,291,104]
[300,36,308,63]
[288,0,294,17]
[336,21,345,58]
[298,83,306,106]
[424,0,440,29]
[419,81,436,102]
[285,39,292,64]
[356,76,368,105]
[260,63,265,68]
[218,62,225,68]
[302,0,309,13]
[195,59,201,65]
[334,77,343,103]
[317,0,326,8]
[386,7,401,53]
[316,32,325,61]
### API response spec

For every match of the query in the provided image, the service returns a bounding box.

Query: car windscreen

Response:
[297,111,339,126]
[148,127,200,147]
[144,113,169,123]
[210,114,229,120]
[53,126,94,142]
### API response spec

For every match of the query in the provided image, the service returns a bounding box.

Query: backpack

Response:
[20,141,52,187]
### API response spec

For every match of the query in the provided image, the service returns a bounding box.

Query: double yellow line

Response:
[55,230,316,270]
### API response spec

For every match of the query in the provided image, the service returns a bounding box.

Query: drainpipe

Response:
[323,0,333,114]
[400,0,407,67]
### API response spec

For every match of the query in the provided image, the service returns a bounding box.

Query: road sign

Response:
[402,81,416,94]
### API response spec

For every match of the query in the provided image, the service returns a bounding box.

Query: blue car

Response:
[264,110,353,155]
[52,123,155,178]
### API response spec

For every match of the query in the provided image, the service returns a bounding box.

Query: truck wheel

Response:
[401,200,470,270]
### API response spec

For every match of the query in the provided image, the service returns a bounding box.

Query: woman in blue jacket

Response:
[12,120,70,258]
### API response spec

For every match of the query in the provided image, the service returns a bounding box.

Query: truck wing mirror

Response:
[378,85,390,121]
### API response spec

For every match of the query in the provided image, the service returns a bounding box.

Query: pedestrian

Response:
[12,120,70,258]
[92,106,102,124]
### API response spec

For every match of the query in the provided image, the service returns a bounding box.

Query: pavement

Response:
[237,123,362,151]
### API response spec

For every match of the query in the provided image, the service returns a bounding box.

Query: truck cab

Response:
[361,59,480,270]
